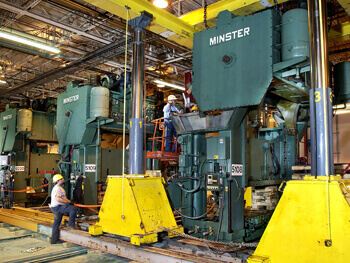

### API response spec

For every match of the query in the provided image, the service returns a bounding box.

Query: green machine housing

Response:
[56,80,129,206]
[0,100,59,207]
[56,78,158,206]
[168,8,310,242]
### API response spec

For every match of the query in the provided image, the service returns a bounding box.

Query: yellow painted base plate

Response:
[89,176,183,245]
[248,179,350,262]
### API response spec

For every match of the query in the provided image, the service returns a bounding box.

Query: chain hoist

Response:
[204,0,208,30]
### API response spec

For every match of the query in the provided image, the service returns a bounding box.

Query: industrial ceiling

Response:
[0,0,349,110]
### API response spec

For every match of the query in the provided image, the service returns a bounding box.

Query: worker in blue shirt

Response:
[163,95,181,152]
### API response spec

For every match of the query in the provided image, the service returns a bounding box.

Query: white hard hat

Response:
[168,95,177,101]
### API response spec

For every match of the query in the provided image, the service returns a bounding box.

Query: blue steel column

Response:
[307,0,334,176]
[128,14,152,175]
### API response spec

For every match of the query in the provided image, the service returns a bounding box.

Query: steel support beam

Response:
[0,1,111,44]
[37,225,195,263]
[83,0,197,48]
[0,208,242,263]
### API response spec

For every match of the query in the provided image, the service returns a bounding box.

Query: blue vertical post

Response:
[307,0,334,177]
[128,13,152,175]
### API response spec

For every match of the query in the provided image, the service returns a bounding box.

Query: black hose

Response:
[168,175,206,193]
[172,204,215,220]
[165,182,213,220]
[216,193,224,241]
[227,179,233,234]
[177,178,201,193]
[270,144,281,175]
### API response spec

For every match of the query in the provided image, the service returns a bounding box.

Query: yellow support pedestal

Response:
[89,176,183,245]
[248,178,350,262]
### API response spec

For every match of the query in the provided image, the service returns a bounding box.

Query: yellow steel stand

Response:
[89,175,183,245]
[248,176,350,263]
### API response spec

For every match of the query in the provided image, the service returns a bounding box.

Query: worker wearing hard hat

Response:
[163,95,181,152]
[191,105,199,112]
[50,174,77,244]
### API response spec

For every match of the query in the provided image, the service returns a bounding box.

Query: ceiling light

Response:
[0,80,6,84]
[154,80,185,91]
[333,103,350,110]
[157,84,165,88]
[335,109,350,115]
[153,0,168,8]
[0,31,60,54]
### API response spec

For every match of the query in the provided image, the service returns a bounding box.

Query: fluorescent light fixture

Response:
[0,31,60,54]
[335,109,350,115]
[333,103,350,110]
[154,80,185,91]
[153,0,168,8]
[0,80,6,84]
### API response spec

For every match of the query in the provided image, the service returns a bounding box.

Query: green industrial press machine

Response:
[55,75,162,205]
[167,8,311,242]
[0,98,59,207]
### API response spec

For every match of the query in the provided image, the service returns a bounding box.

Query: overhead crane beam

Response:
[83,0,197,48]
[83,0,350,49]
[329,22,350,44]
[180,0,289,26]
[83,0,290,48]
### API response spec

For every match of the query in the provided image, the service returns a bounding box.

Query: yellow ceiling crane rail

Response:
[83,0,291,48]
[329,22,350,44]
[82,0,197,48]
[83,0,349,49]
[180,0,289,26]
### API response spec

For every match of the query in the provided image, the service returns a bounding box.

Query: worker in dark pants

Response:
[49,174,77,244]
[163,95,181,152]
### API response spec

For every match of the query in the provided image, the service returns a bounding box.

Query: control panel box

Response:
[206,137,230,160]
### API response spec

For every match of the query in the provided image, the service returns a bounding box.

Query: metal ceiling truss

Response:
[0,0,192,106]
[0,0,349,109]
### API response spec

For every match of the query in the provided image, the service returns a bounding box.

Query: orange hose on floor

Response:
[73,204,101,208]
[87,207,99,214]
[74,204,100,214]
[0,183,50,192]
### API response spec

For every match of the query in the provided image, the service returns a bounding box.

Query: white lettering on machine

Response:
[209,27,250,46]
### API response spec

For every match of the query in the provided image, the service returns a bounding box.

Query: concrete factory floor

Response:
[0,226,131,263]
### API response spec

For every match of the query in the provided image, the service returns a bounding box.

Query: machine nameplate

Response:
[15,166,25,172]
[85,164,96,172]
[209,27,250,46]
[2,114,12,120]
[231,164,243,176]
[63,95,79,104]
